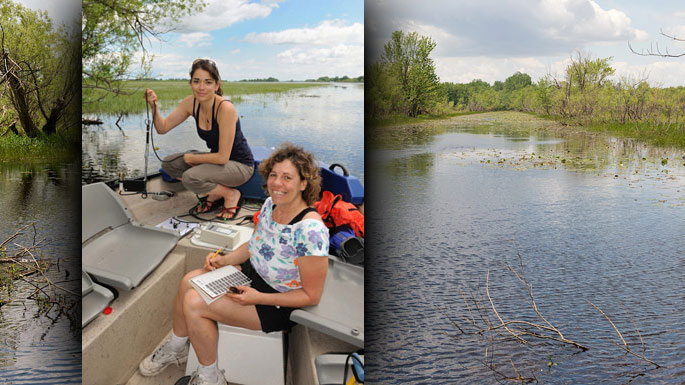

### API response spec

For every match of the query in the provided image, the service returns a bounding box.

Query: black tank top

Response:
[193,97,254,167]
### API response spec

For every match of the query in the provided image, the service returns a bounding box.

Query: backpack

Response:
[314,191,364,238]
[330,226,364,265]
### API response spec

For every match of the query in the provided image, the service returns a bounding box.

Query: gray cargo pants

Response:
[161,151,254,195]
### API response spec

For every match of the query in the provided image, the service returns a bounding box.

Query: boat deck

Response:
[82,178,359,385]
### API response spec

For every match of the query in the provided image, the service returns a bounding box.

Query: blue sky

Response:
[366,0,685,87]
[17,0,363,81]
[144,0,364,80]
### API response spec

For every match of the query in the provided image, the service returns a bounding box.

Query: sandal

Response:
[192,196,223,214]
[216,191,243,220]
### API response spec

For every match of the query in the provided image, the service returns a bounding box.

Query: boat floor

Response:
[83,178,358,385]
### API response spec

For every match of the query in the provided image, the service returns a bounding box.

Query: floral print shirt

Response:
[249,197,329,292]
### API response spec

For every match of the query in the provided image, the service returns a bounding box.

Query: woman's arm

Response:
[204,239,252,271]
[227,255,329,308]
[184,101,237,165]
[145,89,192,134]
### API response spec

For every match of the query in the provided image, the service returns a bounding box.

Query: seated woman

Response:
[139,143,330,385]
[145,58,253,219]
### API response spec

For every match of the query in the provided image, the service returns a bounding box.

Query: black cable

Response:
[149,100,165,162]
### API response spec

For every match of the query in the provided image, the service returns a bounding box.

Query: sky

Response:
[15,0,363,81]
[366,0,685,87]
[14,0,80,29]
[144,0,364,80]
[13,0,684,86]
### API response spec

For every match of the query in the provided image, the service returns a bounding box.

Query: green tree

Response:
[365,62,404,118]
[0,0,79,137]
[381,30,444,117]
[82,0,205,101]
[504,71,532,92]
[535,77,555,115]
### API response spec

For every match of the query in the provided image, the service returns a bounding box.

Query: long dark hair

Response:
[189,58,223,96]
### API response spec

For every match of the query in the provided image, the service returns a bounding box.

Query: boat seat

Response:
[82,182,179,290]
[290,257,364,348]
[315,353,364,385]
[82,271,114,328]
[186,324,285,385]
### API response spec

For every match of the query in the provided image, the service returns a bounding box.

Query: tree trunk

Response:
[41,97,66,135]
[6,72,39,137]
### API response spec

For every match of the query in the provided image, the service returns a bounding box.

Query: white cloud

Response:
[230,49,241,54]
[178,32,213,47]
[367,0,647,59]
[14,0,80,28]
[612,60,685,87]
[535,0,646,42]
[244,20,363,46]
[436,56,548,84]
[143,52,194,79]
[172,0,277,33]
[277,45,362,64]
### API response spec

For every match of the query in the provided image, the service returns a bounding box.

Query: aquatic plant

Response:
[443,244,662,383]
[0,223,79,328]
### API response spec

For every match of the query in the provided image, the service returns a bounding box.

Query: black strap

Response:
[289,207,317,225]
[214,99,227,124]
[272,205,317,225]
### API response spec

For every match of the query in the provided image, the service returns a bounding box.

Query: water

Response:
[82,83,364,184]
[0,162,81,383]
[366,117,685,384]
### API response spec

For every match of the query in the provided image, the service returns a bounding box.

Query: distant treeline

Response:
[239,77,279,82]
[305,75,364,83]
[444,55,685,131]
[141,76,363,83]
[367,31,685,143]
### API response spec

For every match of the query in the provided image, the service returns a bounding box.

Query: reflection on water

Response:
[0,162,81,383]
[82,83,364,184]
[366,120,685,383]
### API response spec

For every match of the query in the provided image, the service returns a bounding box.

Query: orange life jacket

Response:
[314,191,364,238]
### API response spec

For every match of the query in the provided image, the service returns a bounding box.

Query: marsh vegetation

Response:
[83,80,328,115]
[366,30,685,149]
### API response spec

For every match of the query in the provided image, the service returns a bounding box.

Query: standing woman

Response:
[145,58,253,219]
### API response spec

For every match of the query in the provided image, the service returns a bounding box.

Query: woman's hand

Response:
[183,153,198,166]
[203,251,226,271]
[144,88,157,106]
[225,286,261,305]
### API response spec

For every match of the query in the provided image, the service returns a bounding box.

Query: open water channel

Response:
[82,83,364,185]
[0,161,81,383]
[366,113,684,384]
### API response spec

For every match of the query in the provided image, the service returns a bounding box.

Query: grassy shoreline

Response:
[83,80,328,114]
[370,111,685,150]
[0,133,79,162]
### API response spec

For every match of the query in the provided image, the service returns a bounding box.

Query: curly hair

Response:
[189,58,223,96]
[258,143,321,205]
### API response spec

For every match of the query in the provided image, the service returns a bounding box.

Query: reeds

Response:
[83,80,325,114]
[0,133,78,162]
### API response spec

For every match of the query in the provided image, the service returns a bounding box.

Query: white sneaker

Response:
[138,339,189,376]
[188,369,227,385]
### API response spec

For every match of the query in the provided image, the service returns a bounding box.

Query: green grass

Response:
[366,110,485,128]
[0,133,78,162]
[584,121,685,149]
[83,80,327,114]
[528,112,685,149]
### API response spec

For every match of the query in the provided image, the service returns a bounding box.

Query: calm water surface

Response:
[367,121,684,384]
[0,162,80,383]
[82,83,364,184]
